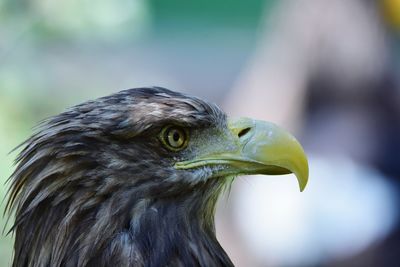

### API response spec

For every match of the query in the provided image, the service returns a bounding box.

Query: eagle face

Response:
[6,87,308,267]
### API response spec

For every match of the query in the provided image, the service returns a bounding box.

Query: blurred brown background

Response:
[1,0,400,266]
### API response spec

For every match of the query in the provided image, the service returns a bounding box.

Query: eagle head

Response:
[6,87,308,267]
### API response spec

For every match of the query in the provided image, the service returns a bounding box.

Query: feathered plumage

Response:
[5,87,309,267]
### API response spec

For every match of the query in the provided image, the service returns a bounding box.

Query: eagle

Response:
[5,87,308,267]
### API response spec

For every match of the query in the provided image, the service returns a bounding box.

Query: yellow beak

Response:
[175,117,309,192]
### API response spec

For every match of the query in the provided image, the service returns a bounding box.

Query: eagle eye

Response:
[160,126,189,151]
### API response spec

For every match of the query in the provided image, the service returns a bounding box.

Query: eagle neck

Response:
[126,181,234,267]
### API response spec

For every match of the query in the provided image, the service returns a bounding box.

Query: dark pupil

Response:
[173,131,180,142]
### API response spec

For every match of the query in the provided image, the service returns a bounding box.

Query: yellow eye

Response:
[161,126,189,151]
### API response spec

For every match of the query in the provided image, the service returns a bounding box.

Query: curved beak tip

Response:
[297,168,309,192]
[292,146,309,192]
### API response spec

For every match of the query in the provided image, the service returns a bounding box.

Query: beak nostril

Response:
[238,127,251,138]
